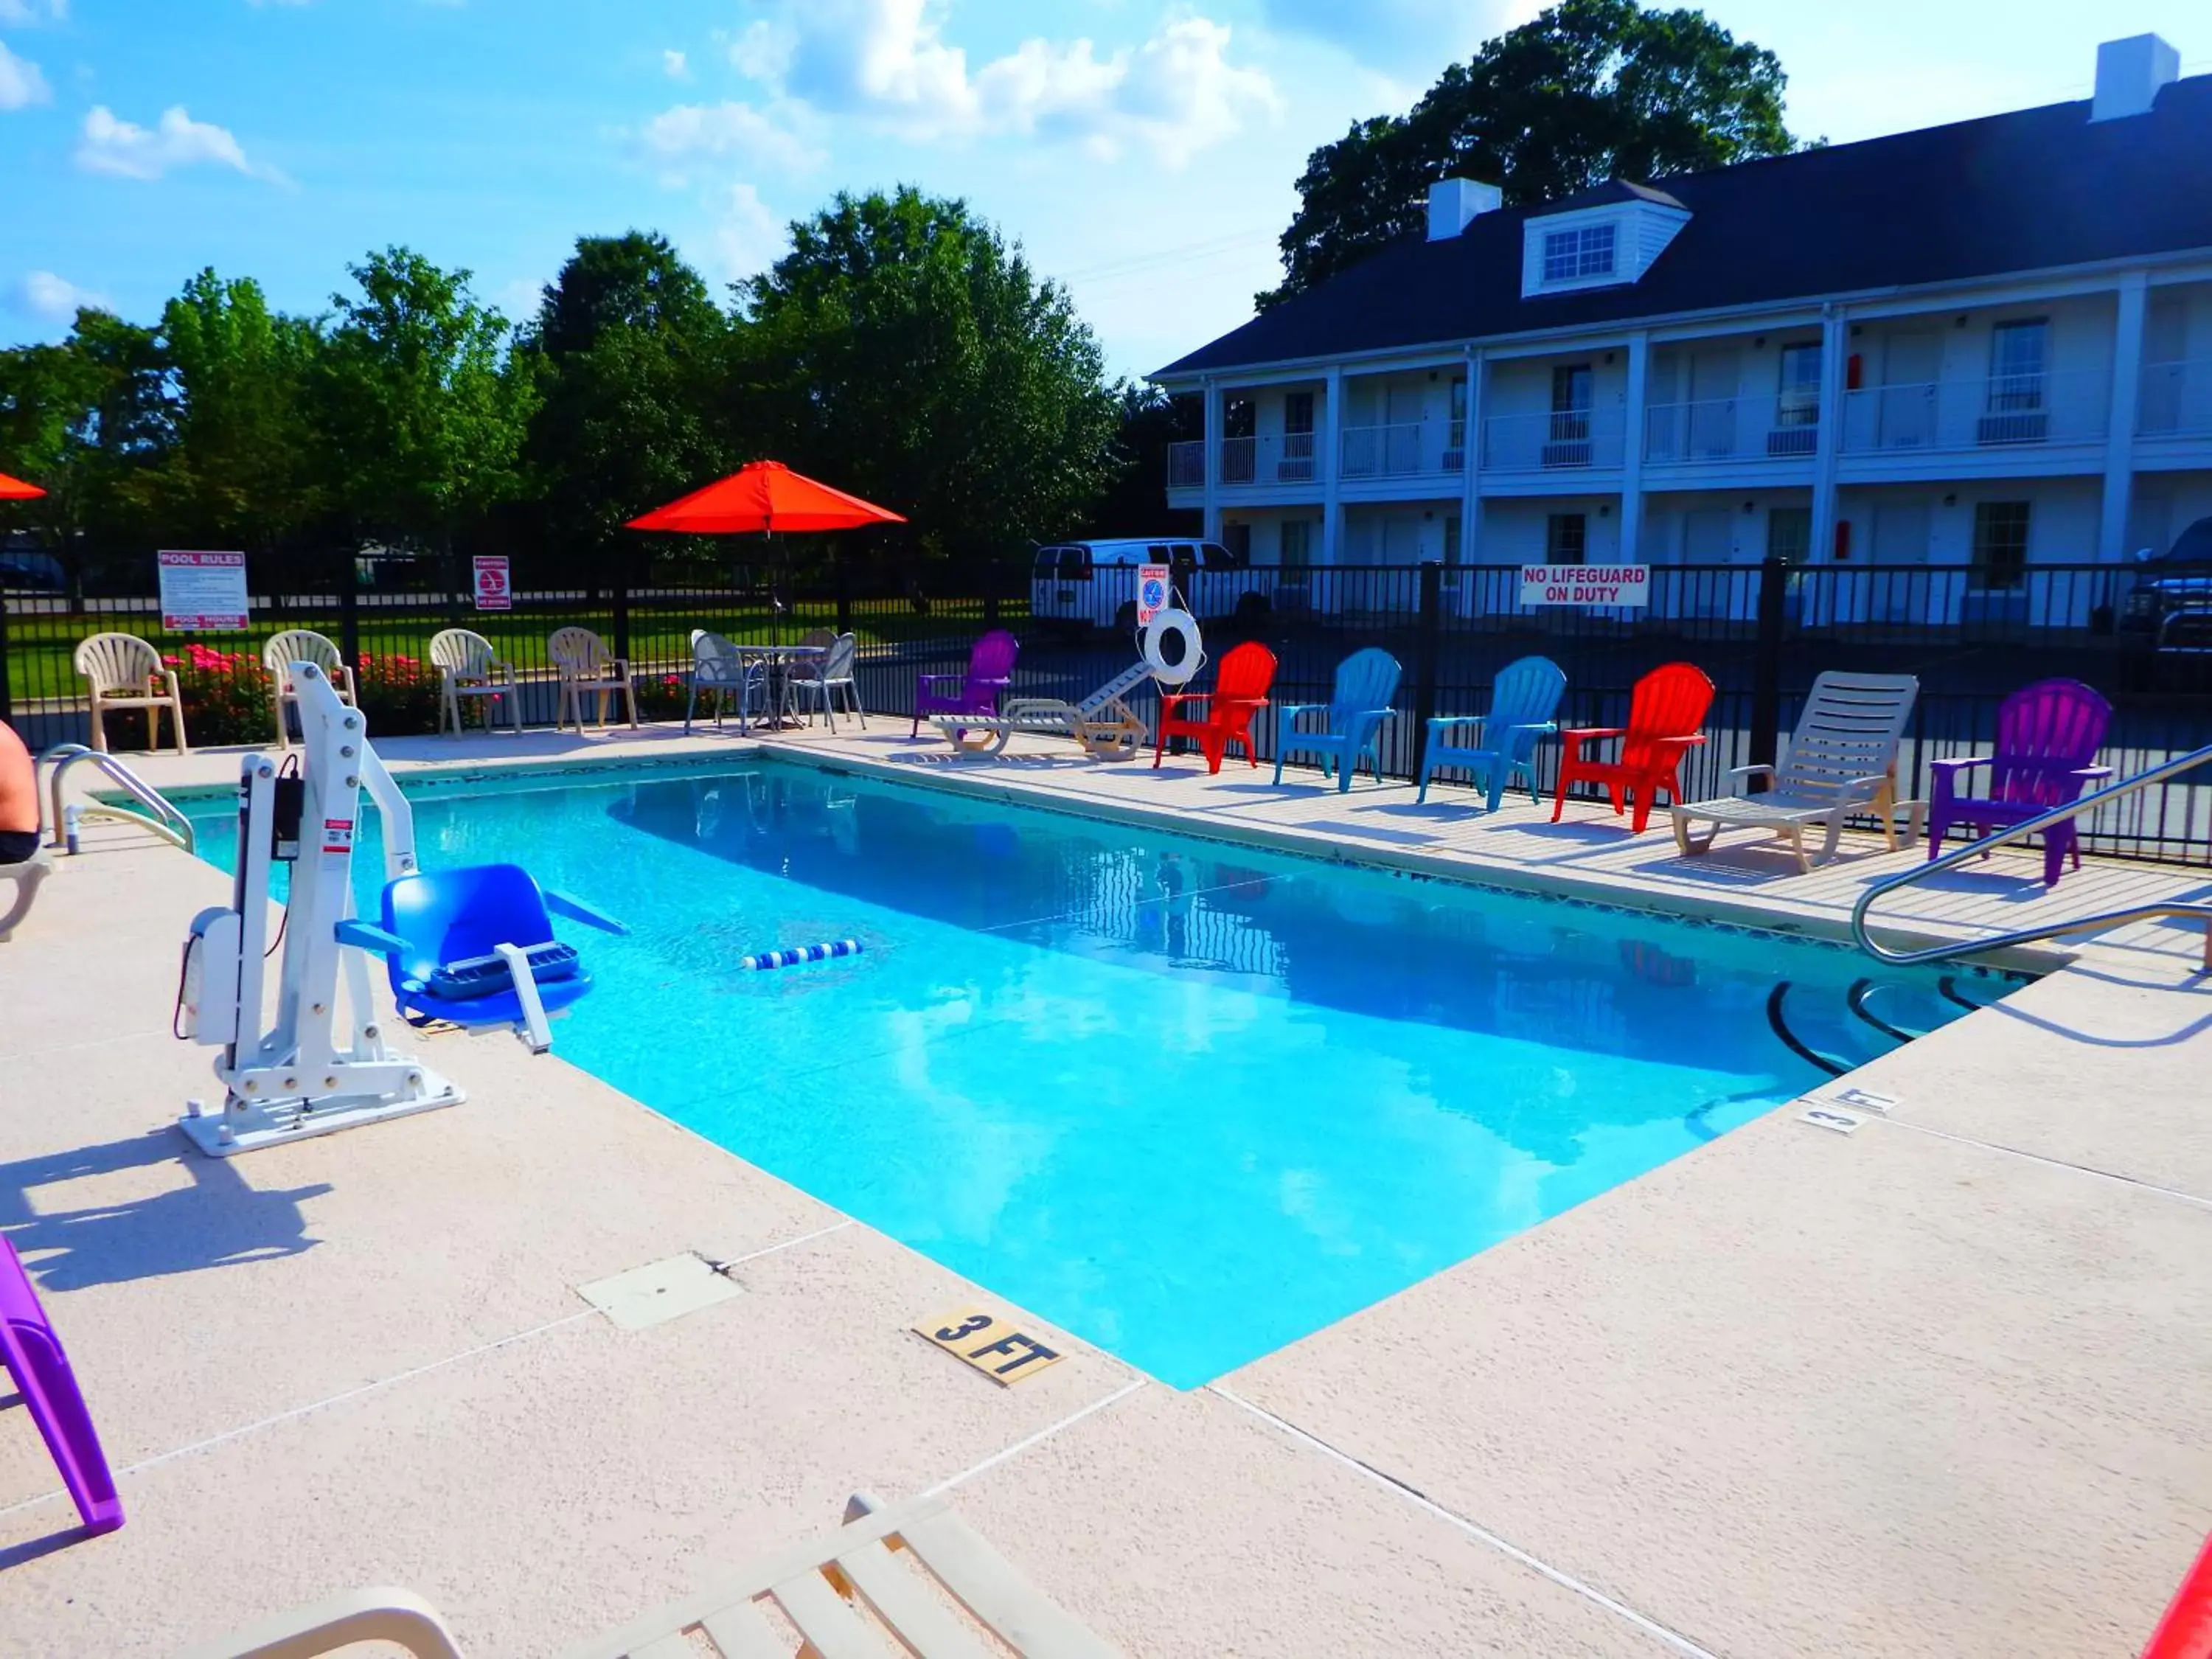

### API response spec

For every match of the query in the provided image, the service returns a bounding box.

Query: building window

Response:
[1546,512,1587,564]
[1988,320,2048,410]
[1280,518,1313,568]
[1221,523,1252,563]
[1775,342,1822,428]
[1443,515,1462,568]
[1766,505,1811,565]
[1282,392,1315,434]
[1542,223,1617,284]
[1971,501,2031,590]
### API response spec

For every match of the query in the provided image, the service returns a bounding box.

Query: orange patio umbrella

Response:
[625,459,904,535]
[0,472,45,500]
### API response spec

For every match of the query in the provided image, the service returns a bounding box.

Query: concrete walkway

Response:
[1,723,2207,1656]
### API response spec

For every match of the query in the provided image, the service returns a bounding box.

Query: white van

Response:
[1029,538,1273,633]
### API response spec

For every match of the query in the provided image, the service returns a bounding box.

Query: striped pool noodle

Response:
[740,939,863,972]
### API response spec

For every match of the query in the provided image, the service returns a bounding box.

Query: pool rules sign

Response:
[1520,563,1649,608]
[157,550,250,632]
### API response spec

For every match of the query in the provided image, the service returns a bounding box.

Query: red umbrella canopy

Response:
[0,472,45,501]
[626,460,904,534]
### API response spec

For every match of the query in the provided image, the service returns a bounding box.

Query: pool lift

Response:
[175,663,624,1158]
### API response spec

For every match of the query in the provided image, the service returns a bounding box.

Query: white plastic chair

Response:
[684,630,762,734]
[262,628,357,749]
[74,632,187,754]
[0,845,52,942]
[548,626,637,732]
[790,630,865,731]
[428,628,521,737]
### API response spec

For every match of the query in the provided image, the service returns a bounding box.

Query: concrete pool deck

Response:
[2,720,2208,1655]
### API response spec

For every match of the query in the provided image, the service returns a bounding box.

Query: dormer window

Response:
[1543,223,1617,284]
[1520,185,1691,299]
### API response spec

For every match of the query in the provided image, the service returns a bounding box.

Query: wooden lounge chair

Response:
[1418,654,1566,813]
[549,627,639,733]
[262,629,358,749]
[1553,661,1712,833]
[0,844,52,942]
[179,1490,1122,1659]
[429,629,522,737]
[1153,640,1275,773]
[74,632,187,755]
[1670,671,1921,870]
[936,662,1152,759]
[1272,647,1401,793]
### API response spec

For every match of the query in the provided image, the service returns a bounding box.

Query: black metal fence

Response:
[4,553,2208,863]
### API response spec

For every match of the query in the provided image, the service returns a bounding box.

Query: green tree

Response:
[735,187,1121,566]
[1085,383,1202,538]
[137,269,326,554]
[313,246,536,546]
[519,232,731,572]
[1260,0,1798,307]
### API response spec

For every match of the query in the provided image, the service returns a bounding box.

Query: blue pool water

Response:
[184,759,2002,1386]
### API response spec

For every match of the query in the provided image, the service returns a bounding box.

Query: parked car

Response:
[2121,515,2212,647]
[1029,538,1273,634]
[0,548,63,592]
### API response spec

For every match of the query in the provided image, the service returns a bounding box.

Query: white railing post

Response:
[2101,271,2148,559]
[1202,379,1222,541]
[1321,366,1343,566]
[1812,305,1846,572]
[1619,332,1649,560]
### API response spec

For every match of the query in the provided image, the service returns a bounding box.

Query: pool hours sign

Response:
[1520,563,1649,608]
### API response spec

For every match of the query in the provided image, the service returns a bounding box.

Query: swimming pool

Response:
[184,757,2007,1387]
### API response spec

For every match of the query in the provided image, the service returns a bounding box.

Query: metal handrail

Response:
[1850,743,2212,967]
[39,743,198,855]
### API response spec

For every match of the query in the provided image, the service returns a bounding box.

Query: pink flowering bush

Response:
[631,670,689,720]
[140,641,272,748]
[353,651,443,737]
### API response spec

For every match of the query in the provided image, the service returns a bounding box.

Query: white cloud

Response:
[76,104,285,182]
[661,47,689,81]
[1259,0,1531,72]
[0,1,67,25]
[636,97,824,182]
[7,269,103,320]
[713,181,786,282]
[0,38,49,108]
[738,0,1278,166]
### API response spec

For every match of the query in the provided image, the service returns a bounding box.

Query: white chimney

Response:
[1427,178,1502,242]
[2091,33,2179,122]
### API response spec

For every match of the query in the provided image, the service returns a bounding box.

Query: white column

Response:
[2099,273,2149,560]
[1618,332,1650,560]
[1321,365,1344,565]
[1460,347,1483,562]
[1202,379,1223,542]
[1811,305,1848,563]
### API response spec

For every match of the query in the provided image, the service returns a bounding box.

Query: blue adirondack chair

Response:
[1272,648,1402,793]
[1417,655,1568,813]
[336,863,625,1050]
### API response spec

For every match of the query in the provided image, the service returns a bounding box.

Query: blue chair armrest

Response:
[335,919,411,958]
[545,888,628,936]
[1506,720,1558,735]
[1426,714,1488,734]
[1277,701,1327,723]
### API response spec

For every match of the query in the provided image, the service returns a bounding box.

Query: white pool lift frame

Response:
[178,663,466,1158]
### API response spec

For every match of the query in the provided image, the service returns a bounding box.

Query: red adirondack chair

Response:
[1155,641,1276,773]
[1552,662,1714,832]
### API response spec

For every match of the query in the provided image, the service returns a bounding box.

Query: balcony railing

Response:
[1644,397,1819,464]
[1166,439,1206,488]
[1839,369,2110,454]
[2138,358,2212,440]
[1340,420,1463,479]
[1481,406,1627,471]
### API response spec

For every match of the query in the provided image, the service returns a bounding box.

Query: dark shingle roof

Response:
[1155,74,2212,378]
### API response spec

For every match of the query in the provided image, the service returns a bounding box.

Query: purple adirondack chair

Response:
[1927,678,2113,888]
[1,1236,123,1535]
[911,628,1018,738]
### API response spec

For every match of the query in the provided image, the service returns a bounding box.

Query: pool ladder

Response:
[37,743,197,855]
[1765,976,1977,1078]
[1850,742,2212,970]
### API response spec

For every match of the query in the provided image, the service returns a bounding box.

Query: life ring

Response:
[1141,608,1203,686]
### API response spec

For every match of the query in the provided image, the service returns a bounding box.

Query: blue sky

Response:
[1,1,2208,378]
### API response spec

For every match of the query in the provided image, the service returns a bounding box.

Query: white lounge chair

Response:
[0,844,52,942]
[179,1490,1122,1659]
[74,632,187,755]
[428,628,522,737]
[262,628,357,749]
[1670,670,1922,870]
[549,627,638,733]
[933,662,1152,759]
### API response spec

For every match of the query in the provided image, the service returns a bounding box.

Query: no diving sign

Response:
[914,1304,1064,1385]
[1136,563,1170,627]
